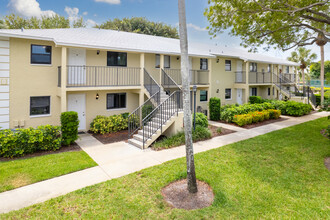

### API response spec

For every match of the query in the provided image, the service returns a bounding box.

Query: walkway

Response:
[0,112,329,214]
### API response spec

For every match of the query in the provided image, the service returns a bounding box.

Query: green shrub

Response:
[0,126,62,158]
[193,112,208,128]
[232,109,281,127]
[209,97,221,120]
[267,109,281,119]
[315,94,330,107]
[61,111,79,146]
[216,127,222,134]
[284,101,312,116]
[90,114,128,134]
[142,104,154,119]
[249,96,262,104]
[153,126,211,149]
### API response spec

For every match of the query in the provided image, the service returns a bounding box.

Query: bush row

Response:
[90,113,129,134]
[264,100,312,116]
[0,125,62,158]
[233,109,281,127]
[153,126,211,150]
[0,112,80,158]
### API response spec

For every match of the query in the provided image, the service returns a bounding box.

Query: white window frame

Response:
[164,55,170,68]
[155,54,160,68]
[106,93,127,110]
[225,88,232,100]
[225,60,231,71]
[30,96,51,117]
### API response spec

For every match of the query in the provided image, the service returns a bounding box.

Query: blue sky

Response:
[0,0,328,60]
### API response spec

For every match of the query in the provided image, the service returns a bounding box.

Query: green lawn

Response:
[1,117,329,219]
[0,151,97,193]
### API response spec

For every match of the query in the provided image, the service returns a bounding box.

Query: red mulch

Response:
[91,130,128,144]
[216,117,288,129]
[0,143,81,162]
[209,125,236,137]
[162,179,214,210]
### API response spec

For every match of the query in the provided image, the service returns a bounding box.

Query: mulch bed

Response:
[209,125,236,137]
[216,117,288,129]
[325,157,330,172]
[91,130,128,144]
[0,143,81,162]
[162,179,214,210]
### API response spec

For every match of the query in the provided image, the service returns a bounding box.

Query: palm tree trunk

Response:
[178,0,198,194]
[320,45,324,107]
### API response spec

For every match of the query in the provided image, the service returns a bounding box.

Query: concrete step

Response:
[133,134,144,142]
[128,138,143,149]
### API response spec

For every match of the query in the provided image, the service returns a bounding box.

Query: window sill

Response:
[106,108,127,111]
[30,64,52,67]
[200,100,208,103]
[30,114,51,118]
[225,98,232,101]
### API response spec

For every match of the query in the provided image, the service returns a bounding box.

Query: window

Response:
[155,54,160,68]
[225,88,232,100]
[267,64,271,72]
[200,58,208,70]
[30,96,50,116]
[31,45,52,64]
[200,90,208,102]
[249,62,257,72]
[268,88,271,96]
[225,60,231,71]
[107,93,126,109]
[251,87,257,96]
[286,66,290,73]
[164,55,170,68]
[107,52,127,67]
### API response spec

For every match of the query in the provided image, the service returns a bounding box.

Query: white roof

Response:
[0,28,298,66]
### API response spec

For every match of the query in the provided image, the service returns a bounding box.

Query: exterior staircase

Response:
[128,69,182,149]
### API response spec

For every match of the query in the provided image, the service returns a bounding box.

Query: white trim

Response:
[30,114,51,118]
[0,115,9,122]
[0,40,10,48]
[30,64,53,67]
[0,63,9,69]
[0,122,9,129]
[0,93,9,100]
[0,48,9,56]
[225,88,232,100]
[0,71,9,77]
[0,86,9,92]
[0,100,9,107]
[0,56,9,63]
[0,107,9,115]
[106,108,128,112]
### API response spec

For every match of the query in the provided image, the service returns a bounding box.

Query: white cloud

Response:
[94,0,121,5]
[64,6,79,23]
[8,0,56,18]
[187,23,207,32]
[86,19,97,27]
[83,11,88,16]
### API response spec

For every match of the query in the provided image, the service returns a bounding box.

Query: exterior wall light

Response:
[177,56,180,60]
[97,50,100,55]
[216,59,220,63]
[96,93,99,100]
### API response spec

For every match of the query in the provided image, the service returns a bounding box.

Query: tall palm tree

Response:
[316,33,327,107]
[288,47,317,89]
[178,0,197,193]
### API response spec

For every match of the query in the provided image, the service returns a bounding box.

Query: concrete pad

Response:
[0,167,110,213]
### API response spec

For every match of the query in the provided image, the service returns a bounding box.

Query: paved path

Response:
[0,112,329,214]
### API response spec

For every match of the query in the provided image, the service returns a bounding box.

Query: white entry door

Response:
[236,60,243,82]
[237,88,243,105]
[68,48,86,85]
[68,94,86,130]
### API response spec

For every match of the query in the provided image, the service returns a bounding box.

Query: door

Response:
[68,94,86,130]
[237,88,243,105]
[68,48,86,85]
[236,60,243,82]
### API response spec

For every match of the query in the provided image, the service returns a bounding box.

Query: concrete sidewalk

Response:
[0,111,329,214]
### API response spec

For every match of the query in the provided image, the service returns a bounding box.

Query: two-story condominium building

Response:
[0,28,299,148]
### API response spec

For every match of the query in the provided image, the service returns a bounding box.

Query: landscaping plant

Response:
[61,111,79,146]
[209,97,221,120]
[192,112,208,128]
[90,113,129,134]
[232,109,281,127]
[249,96,263,104]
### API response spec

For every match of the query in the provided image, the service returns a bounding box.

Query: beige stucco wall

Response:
[9,38,62,128]
[86,49,140,67]
[68,90,139,130]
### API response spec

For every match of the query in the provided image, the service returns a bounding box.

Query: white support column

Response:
[160,54,164,85]
[140,53,145,87]
[271,64,274,99]
[61,47,67,112]
[244,61,250,103]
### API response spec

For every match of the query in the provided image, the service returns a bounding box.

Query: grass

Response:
[1,117,330,219]
[0,151,97,193]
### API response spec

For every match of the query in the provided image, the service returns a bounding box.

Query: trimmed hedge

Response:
[61,111,79,146]
[264,100,312,116]
[315,94,330,107]
[0,125,62,158]
[249,96,263,104]
[90,113,129,134]
[193,112,208,128]
[233,109,281,127]
[209,97,221,120]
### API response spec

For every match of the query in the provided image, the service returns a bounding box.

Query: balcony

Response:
[163,69,209,85]
[235,71,272,84]
[283,73,296,83]
[58,66,141,88]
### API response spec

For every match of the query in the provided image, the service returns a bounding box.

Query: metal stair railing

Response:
[141,90,182,148]
[303,86,317,107]
[144,68,161,102]
[162,68,181,94]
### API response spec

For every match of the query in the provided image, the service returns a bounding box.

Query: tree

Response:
[3,14,85,29]
[0,20,6,29]
[205,0,328,105]
[288,47,317,88]
[178,0,198,193]
[96,17,179,38]
[310,61,330,79]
